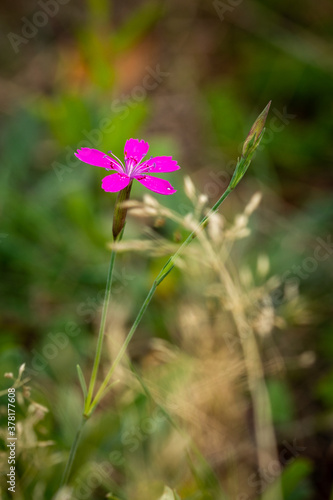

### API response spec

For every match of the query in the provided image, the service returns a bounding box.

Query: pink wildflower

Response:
[75,138,180,195]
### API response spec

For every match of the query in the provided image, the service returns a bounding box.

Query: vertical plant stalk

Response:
[197,231,283,500]
[60,416,86,488]
[85,181,133,414]
[84,246,118,413]
[86,278,158,416]
[240,332,283,500]
[61,184,132,487]
[61,246,118,487]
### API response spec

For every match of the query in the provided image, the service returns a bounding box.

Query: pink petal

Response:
[101,173,131,193]
[75,148,123,172]
[134,175,177,195]
[139,156,180,174]
[124,139,149,163]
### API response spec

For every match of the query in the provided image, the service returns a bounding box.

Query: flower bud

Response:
[242,101,271,157]
[112,181,133,240]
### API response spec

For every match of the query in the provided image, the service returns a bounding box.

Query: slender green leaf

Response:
[76,364,87,399]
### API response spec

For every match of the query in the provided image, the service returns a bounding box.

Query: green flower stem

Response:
[86,278,159,416]
[61,230,125,487]
[84,246,118,414]
[156,184,234,279]
[60,415,87,488]
[60,245,118,487]
[85,184,132,413]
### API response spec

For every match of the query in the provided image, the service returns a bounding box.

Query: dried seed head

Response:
[208,213,224,243]
[127,208,150,217]
[198,194,208,207]
[18,363,26,378]
[234,214,248,229]
[143,193,159,207]
[244,192,262,216]
[299,351,316,368]
[184,176,196,200]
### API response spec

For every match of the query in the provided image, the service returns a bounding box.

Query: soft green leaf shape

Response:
[76,364,87,399]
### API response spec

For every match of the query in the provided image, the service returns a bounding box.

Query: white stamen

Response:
[105,151,125,171]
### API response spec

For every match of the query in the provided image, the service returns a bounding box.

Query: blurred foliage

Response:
[1,0,333,498]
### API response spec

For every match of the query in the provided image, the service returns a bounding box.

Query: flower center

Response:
[125,157,138,176]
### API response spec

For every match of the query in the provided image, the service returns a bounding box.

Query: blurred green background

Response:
[1,0,333,499]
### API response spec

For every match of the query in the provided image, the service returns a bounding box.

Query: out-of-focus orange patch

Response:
[113,37,156,92]
[57,43,90,91]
